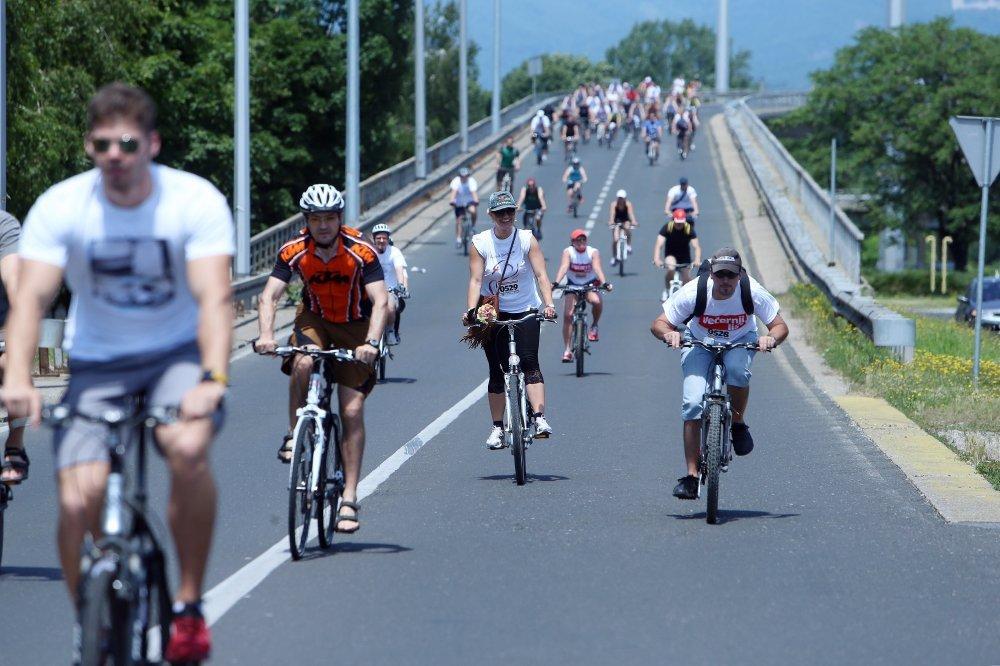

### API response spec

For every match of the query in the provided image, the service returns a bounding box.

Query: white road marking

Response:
[200,378,489,627]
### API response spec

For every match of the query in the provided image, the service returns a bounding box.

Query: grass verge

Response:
[786,283,1000,490]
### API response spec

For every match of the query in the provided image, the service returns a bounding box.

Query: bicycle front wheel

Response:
[78,555,133,666]
[507,381,527,486]
[288,420,315,560]
[703,401,724,524]
[317,414,343,549]
[574,318,586,378]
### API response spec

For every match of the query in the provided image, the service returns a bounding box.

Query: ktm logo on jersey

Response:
[700,313,747,330]
[308,271,351,285]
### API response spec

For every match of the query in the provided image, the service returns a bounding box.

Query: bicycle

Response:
[647,138,660,165]
[522,209,542,240]
[605,121,617,150]
[677,129,691,160]
[561,283,611,378]
[476,313,554,486]
[0,480,9,571]
[42,401,176,666]
[672,338,760,524]
[532,134,548,165]
[454,204,474,257]
[498,170,513,193]
[267,345,357,560]
[661,262,691,303]
[568,183,583,218]
[612,223,629,277]
[378,285,410,381]
[563,137,577,163]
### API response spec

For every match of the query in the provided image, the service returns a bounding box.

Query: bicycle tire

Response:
[143,547,172,664]
[378,353,387,382]
[462,222,470,256]
[507,380,527,486]
[288,420,315,560]
[574,318,586,378]
[0,496,5,571]
[317,414,343,549]
[704,401,724,524]
[78,555,132,666]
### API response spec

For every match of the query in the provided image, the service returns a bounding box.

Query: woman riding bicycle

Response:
[553,229,611,362]
[462,191,557,450]
[562,157,588,211]
[516,177,547,240]
[607,189,638,266]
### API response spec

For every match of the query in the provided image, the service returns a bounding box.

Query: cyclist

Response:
[650,248,789,500]
[495,135,520,190]
[531,109,551,161]
[643,110,663,160]
[450,166,479,248]
[654,209,701,299]
[664,94,679,128]
[578,98,591,142]
[0,209,26,486]
[554,229,611,361]
[644,77,662,108]
[561,115,579,160]
[562,157,588,211]
[672,106,696,157]
[256,183,388,535]
[371,223,409,345]
[665,176,699,220]
[1,83,232,662]
[607,189,638,266]
[462,190,557,449]
[516,177,548,240]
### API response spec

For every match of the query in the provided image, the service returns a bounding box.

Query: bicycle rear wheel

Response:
[506,380,527,486]
[288,420,315,560]
[462,221,471,256]
[703,402,724,524]
[0,490,6,571]
[574,318,586,378]
[142,546,172,664]
[317,415,343,549]
[618,240,626,277]
[78,554,133,666]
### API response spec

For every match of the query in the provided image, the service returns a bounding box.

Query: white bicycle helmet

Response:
[299,183,345,214]
[372,223,391,236]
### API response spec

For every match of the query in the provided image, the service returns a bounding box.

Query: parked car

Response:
[955,277,1000,330]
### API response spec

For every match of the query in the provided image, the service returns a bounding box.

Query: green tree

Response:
[605,19,753,90]
[501,54,614,106]
[773,18,1000,270]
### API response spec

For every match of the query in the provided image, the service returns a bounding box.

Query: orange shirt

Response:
[271,226,384,323]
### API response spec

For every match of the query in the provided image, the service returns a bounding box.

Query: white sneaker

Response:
[486,426,505,450]
[534,415,552,439]
[455,237,462,248]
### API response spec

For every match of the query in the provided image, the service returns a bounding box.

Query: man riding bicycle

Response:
[450,166,479,248]
[665,176,699,221]
[561,115,579,159]
[495,135,520,190]
[1,83,233,662]
[562,157,588,211]
[650,248,788,500]
[531,109,551,161]
[372,223,409,345]
[256,183,389,535]
[654,209,701,295]
[0,209,26,486]
[516,177,548,239]
[643,111,663,159]
[607,189,638,266]
[554,229,611,361]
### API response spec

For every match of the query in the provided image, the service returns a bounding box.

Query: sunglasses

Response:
[714,270,739,280]
[91,134,140,154]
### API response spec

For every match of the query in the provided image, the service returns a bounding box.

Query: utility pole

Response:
[491,0,501,135]
[234,0,250,275]
[414,0,426,179]
[459,0,468,152]
[346,0,360,224]
[829,138,837,266]
[888,0,904,28]
[715,0,729,95]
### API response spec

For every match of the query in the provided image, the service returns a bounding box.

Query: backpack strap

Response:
[683,260,712,324]
[739,269,755,316]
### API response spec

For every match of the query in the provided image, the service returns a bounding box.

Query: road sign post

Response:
[527,56,542,101]
[949,115,1000,387]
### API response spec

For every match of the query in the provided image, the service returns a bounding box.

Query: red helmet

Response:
[672,209,687,221]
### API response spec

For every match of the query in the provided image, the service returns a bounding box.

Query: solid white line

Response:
[201,377,489,627]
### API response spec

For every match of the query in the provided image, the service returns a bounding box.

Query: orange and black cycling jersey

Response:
[271,226,384,323]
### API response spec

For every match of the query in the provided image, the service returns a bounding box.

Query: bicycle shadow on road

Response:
[298,542,413,561]
[378,377,417,384]
[478,473,570,484]
[667,510,800,525]
[560,371,613,378]
[0,565,64,581]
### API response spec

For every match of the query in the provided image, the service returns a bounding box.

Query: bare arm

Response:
[0,254,19,309]
[363,280,390,345]
[692,194,700,217]
[553,248,571,285]
[651,312,682,347]
[256,275,290,352]
[465,250,485,313]
[581,168,589,183]
[516,187,526,207]
[538,188,548,211]
[690,237,702,265]
[628,201,638,226]
[395,265,408,290]
[759,313,789,351]
[653,235,666,266]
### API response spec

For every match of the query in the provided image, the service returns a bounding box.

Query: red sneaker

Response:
[164,604,211,663]
[588,325,599,342]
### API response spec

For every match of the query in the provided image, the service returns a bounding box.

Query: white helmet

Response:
[616,189,627,198]
[299,183,345,214]
[372,223,391,236]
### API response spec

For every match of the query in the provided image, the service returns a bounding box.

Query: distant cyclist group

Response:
[0,75,787,664]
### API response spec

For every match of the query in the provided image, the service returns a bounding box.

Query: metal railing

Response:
[726,96,915,361]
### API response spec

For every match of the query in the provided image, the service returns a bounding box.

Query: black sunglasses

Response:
[714,270,739,279]
[91,134,140,154]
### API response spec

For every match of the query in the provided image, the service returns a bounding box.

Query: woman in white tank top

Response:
[463,191,558,448]
[553,228,612,361]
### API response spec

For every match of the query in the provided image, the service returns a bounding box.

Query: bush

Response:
[865,269,974,296]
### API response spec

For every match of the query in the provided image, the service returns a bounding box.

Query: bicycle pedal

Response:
[720,465,729,473]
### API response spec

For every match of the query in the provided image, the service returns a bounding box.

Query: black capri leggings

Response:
[484,310,543,394]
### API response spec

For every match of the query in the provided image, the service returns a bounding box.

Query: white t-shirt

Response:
[666,184,698,211]
[472,229,541,313]
[376,245,407,290]
[532,115,551,134]
[646,84,662,104]
[449,176,479,207]
[565,245,597,284]
[672,78,686,95]
[664,275,780,341]
[20,164,234,361]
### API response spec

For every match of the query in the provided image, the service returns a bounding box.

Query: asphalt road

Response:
[2,109,999,665]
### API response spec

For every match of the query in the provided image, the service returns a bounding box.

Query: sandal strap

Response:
[338,500,360,513]
[3,447,28,465]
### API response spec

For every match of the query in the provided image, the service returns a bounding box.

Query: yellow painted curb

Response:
[835,395,1000,523]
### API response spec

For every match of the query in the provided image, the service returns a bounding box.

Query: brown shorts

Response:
[282,309,376,395]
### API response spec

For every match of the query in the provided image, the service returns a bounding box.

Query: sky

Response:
[461,0,1000,90]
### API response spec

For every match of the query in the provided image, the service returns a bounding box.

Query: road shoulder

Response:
[708,111,1000,525]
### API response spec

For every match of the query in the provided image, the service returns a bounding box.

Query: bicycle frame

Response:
[701,350,734,470]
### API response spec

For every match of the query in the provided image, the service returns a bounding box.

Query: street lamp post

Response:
[234,0,250,276]
[414,0,426,179]
[459,0,468,152]
[491,0,501,135]
[346,0,360,224]
[715,0,729,95]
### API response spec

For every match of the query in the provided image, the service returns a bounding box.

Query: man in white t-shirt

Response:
[665,176,699,220]
[0,83,233,662]
[371,223,409,345]
[651,247,788,500]
[449,167,479,247]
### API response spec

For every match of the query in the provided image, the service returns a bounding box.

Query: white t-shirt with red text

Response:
[663,274,779,341]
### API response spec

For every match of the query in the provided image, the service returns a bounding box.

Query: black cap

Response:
[710,247,742,274]
[679,177,688,186]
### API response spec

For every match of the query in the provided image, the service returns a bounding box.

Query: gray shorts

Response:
[54,340,224,470]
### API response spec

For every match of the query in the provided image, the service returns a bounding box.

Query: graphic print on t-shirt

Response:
[89,238,174,308]
[698,313,748,338]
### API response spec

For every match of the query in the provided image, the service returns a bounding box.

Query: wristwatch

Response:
[366,338,380,348]
[200,369,229,386]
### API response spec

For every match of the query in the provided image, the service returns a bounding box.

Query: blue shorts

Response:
[680,331,757,421]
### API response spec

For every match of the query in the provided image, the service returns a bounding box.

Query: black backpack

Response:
[683,260,754,324]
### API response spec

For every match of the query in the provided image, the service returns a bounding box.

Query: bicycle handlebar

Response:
[557,283,611,295]
[41,404,179,428]
[469,312,556,328]
[675,339,760,352]
[270,346,357,361]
